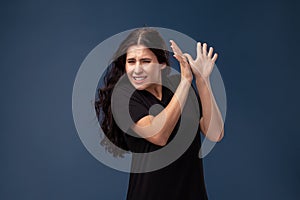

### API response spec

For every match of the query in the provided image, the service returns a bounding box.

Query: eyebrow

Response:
[126,58,152,61]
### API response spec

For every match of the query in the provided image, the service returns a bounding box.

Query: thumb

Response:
[183,53,193,63]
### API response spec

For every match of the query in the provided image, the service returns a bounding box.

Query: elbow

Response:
[214,130,224,142]
[154,138,168,146]
[156,141,168,146]
[200,118,224,142]
[150,135,168,146]
[204,128,224,142]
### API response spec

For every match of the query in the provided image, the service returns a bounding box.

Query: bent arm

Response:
[196,77,224,142]
[131,79,191,146]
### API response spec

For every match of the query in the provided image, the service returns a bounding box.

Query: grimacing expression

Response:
[125,45,166,91]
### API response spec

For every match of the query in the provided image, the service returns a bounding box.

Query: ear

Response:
[160,63,167,70]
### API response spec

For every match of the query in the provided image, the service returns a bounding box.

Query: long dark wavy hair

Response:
[95,28,171,157]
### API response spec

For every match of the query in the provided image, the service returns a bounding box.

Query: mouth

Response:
[133,76,147,82]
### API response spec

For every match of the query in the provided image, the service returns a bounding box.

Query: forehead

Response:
[126,45,155,58]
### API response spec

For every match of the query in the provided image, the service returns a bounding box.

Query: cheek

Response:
[150,65,162,76]
[125,64,130,73]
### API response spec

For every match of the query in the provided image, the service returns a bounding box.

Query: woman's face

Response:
[125,45,166,91]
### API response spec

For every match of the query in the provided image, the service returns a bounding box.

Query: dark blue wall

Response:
[1,0,299,199]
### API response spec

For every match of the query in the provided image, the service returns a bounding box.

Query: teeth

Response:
[133,76,146,81]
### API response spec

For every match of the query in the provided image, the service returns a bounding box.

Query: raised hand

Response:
[184,42,218,80]
[170,40,193,83]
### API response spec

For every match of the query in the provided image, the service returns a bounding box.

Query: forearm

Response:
[153,79,191,143]
[133,79,191,146]
[196,77,224,142]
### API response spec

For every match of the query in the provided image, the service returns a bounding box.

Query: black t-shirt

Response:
[123,75,208,200]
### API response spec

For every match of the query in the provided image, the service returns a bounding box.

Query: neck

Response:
[146,84,163,101]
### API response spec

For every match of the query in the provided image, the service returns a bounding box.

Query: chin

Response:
[130,81,150,91]
[132,84,147,90]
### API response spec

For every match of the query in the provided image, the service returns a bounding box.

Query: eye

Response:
[142,59,151,64]
[127,59,135,64]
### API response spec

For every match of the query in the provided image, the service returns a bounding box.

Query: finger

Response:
[183,53,193,63]
[196,42,202,59]
[170,40,175,49]
[174,45,183,55]
[173,53,184,64]
[170,40,183,55]
[208,47,213,58]
[173,53,181,62]
[203,43,207,56]
[170,40,176,53]
[179,55,189,66]
[212,53,218,62]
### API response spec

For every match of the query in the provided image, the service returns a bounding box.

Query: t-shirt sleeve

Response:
[129,91,149,123]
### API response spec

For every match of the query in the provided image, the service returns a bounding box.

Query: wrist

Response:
[195,75,209,84]
[180,76,192,86]
[196,76,211,91]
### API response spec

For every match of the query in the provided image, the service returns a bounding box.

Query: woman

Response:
[95,27,224,200]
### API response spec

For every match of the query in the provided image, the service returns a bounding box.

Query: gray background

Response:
[0,0,299,199]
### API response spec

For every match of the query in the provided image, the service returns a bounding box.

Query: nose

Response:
[133,63,143,74]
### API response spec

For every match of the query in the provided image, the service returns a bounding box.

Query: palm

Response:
[170,40,193,83]
[184,42,218,79]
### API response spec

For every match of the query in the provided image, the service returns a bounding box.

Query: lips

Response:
[132,76,147,84]
[133,76,147,81]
